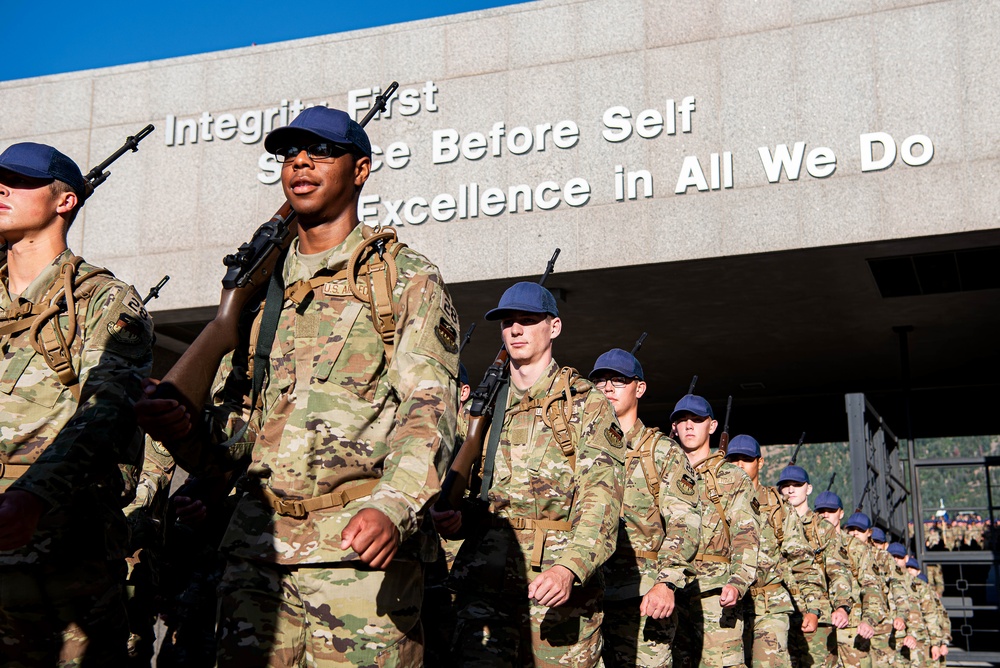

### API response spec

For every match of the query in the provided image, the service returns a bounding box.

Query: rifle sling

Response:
[478,375,509,503]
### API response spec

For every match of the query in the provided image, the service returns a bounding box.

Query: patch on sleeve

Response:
[839,545,849,559]
[750,497,761,515]
[435,317,458,353]
[678,473,697,497]
[108,312,146,346]
[440,288,460,327]
[910,582,918,593]
[605,423,624,449]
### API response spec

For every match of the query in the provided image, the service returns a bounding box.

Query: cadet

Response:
[671,394,761,668]
[844,512,914,665]
[814,493,886,668]
[0,142,154,664]
[726,436,825,668]
[448,282,625,667]
[590,348,701,667]
[777,465,849,668]
[136,107,459,666]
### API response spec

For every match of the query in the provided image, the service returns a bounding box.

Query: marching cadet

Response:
[136,107,459,666]
[777,465,850,668]
[589,348,701,667]
[726,436,825,668]
[447,282,625,666]
[843,512,915,665]
[0,142,154,664]
[671,394,761,668]
[814,493,887,667]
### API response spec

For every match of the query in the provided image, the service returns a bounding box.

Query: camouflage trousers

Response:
[673,587,746,668]
[870,630,895,666]
[451,587,603,667]
[215,557,423,667]
[743,605,791,668]
[788,617,838,668]
[0,559,128,667]
[837,626,872,668]
[602,596,677,667]
[898,642,928,667]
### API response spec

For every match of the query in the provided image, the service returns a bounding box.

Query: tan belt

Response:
[0,462,32,480]
[636,550,659,560]
[255,478,378,519]
[492,515,572,569]
[695,552,730,564]
[750,582,784,597]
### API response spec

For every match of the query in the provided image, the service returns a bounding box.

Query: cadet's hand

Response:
[528,565,575,607]
[135,378,193,442]
[640,583,675,619]
[430,506,462,537]
[831,607,850,629]
[903,634,917,650]
[858,622,875,639]
[893,616,906,632]
[719,584,740,607]
[340,508,400,569]
[939,645,949,657]
[0,490,45,550]
[931,645,941,660]
[801,612,819,633]
[172,495,208,525]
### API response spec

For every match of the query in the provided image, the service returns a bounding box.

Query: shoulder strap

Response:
[698,455,732,545]
[637,428,662,507]
[539,367,577,470]
[766,486,786,543]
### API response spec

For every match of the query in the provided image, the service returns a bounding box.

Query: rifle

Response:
[143,276,170,306]
[688,375,698,394]
[718,395,733,454]
[83,124,155,199]
[788,432,807,465]
[459,323,476,354]
[826,472,836,491]
[630,332,647,356]
[436,249,561,511]
[855,479,872,514]
[155,83,399,410]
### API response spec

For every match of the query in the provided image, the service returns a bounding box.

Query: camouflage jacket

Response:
[750,485,825,617]
[166,225,459,566]
[0,249,153,564]
[689,451,760,596]
[602,420,701,601]
[871,546,914,624]
[906,574,943,643]
[800,508,851,620]
[450,360,625,595]
[829,532,888,628]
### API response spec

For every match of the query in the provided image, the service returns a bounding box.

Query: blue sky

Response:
[3,0,529,82]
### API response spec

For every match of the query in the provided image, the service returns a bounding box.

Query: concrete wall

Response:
[2,0,997,311]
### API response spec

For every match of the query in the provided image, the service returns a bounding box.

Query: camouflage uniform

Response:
[673,452,761,668]
[870,547,914,665]
[925,564,944,596]
[788,510,849,668]
[899,575,939,667]
[449,360,625,667]
[744,487,826,668]
[601,420,701,668]
[164,225,459,667]
[0,250,154,666]
[828,533,888,668]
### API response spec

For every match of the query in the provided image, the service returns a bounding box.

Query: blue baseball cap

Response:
[589,348,644,381]
[0,142,87,200]
[778,465,810,486]
[484,282,559,321]
[906,556,919,570]
[917,572,928,583]
[459,362,469,387]
[670,394,714,422]
[264,106,372,158]
[887,542,907,558]
[814,491,842,511]
[845,512,871,531]
[726,434,761,459]
[871,527,887,543]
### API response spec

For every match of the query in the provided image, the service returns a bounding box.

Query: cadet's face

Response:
[779,481,812,508]
[0,169,70,241]
[817,508,843,527]
[592,372,645,419]
[672,412,717,452]
[894,555,908,568]
[280,146,370,225]
[847,528,870,543]
[727,454,761,481]
[500,312,560,365]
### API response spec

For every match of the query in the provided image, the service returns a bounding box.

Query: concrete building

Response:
[2,0,998,443]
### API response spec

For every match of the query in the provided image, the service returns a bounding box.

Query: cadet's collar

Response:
[518,359,561,402]
[15,249,74,305]
[284,223,367,284]
[625,418,646,450]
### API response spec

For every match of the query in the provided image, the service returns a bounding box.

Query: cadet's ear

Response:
[548,316,562,339]
[805,483,813,496]
[354,156,371,188]
[708,419,718,435]
[634,380,646,399]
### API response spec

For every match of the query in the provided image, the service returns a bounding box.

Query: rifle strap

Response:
[764,486,786,544]
[478,375,509,503]
[697,455,732,547]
